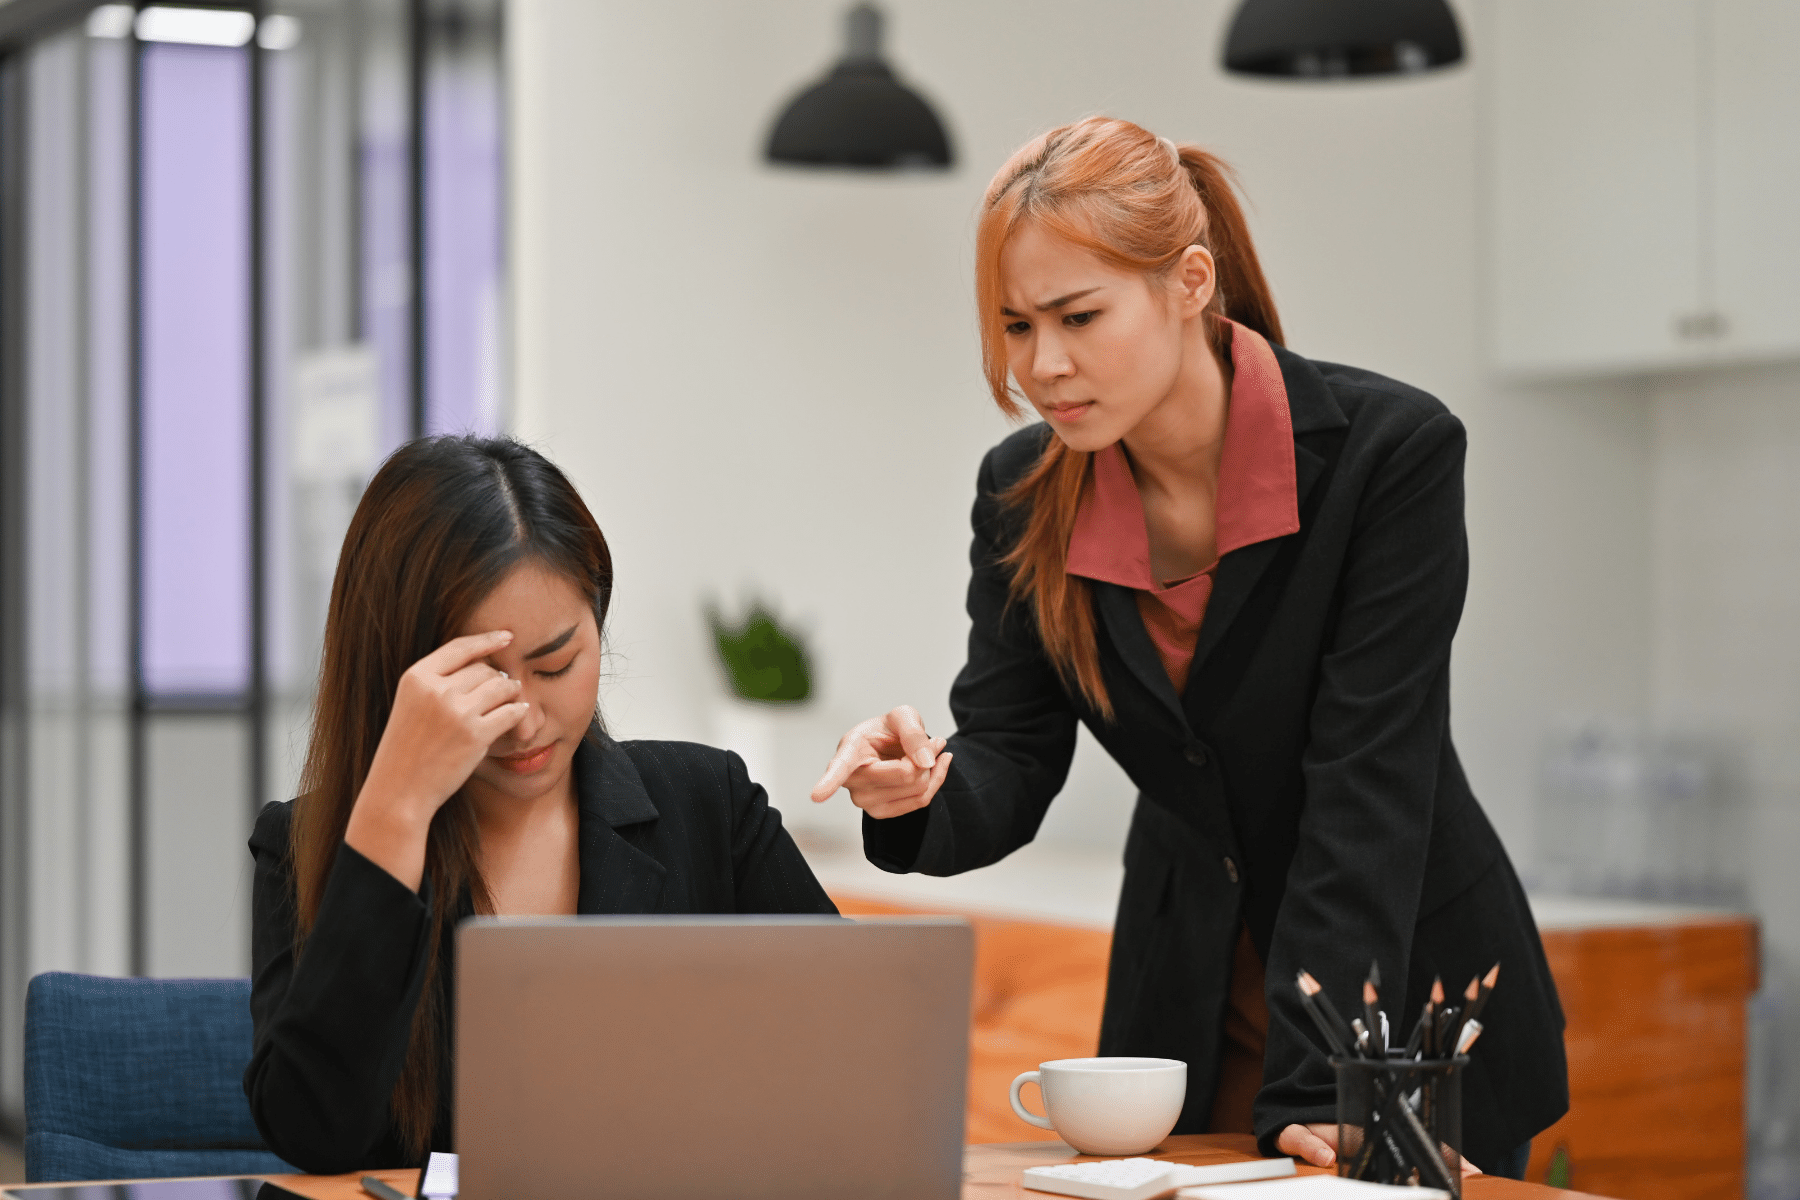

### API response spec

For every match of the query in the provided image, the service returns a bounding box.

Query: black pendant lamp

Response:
[1222,0,1464,79]
[766,3,952,170]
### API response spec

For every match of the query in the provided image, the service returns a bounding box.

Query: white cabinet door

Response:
[1710,0,1800,363]
[1489,0,1704,375]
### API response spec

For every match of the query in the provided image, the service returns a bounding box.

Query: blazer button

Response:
[1224,857,1240,884]
[1184,742,1208,766]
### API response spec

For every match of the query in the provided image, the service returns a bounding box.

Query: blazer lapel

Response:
[1186,538,1286,681]
[1186,346,1348,683]
[1093,579,1188,734]
[572,733,668,914]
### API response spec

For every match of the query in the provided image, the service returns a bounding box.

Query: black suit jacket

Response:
[244,734,838,1173]
[865,344,1569,1167]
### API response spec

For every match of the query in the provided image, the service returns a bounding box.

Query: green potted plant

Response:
[705,600,814,814]
[708,601,812,705]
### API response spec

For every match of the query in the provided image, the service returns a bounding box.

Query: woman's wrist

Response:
[354,757,443,830]
[344,775,438,891]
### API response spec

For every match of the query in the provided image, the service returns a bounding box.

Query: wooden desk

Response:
[11,1135,1617,1200]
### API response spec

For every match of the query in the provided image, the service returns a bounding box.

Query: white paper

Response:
[421,1150,459,1199]
[1167,1158,1297,1188]
[1178,1173,1446,1200]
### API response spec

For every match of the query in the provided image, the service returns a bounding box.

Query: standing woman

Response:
[810,117,1567,1176]
[246,436,836,1174]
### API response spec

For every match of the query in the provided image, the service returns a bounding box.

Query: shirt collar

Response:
[1066,318,1300,589]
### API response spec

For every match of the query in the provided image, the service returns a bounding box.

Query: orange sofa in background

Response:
[828,892,1112,1145]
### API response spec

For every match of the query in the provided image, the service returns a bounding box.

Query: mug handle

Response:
[1009,1070,1055,1130]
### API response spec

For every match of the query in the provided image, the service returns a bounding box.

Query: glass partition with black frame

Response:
[0,0,506,1132]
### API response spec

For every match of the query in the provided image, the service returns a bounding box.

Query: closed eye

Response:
[537,655,577,679]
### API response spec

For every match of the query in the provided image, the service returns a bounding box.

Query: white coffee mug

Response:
[1008,1057,1187,1156]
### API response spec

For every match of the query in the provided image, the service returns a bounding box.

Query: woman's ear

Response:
[1173,245,1217,319]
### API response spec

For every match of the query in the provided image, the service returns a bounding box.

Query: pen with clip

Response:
[361,1177,411,1200]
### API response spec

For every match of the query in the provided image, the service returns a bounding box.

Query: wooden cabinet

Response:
[1710,0,1800,360]
[1487,0,1800,376]
[1525,908,1759,1200]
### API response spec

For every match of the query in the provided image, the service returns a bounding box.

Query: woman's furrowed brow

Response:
[1001,286,1104,318]
[522,625,577,660]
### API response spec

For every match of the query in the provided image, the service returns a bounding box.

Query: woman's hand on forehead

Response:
[343,628,531,890]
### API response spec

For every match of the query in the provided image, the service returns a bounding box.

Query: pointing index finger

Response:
[810,728,875,803]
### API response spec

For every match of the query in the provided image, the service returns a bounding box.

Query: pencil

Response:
[1296,971,1353,1058]
[1423,977,1443,1057]
[1451,962,1499,1056]
[1404,998,1430,1058]
[1434,1005,1458,1057]
[1300,970,1356,1054]
[1445,974,1478,1055]
[1465,963,1499,1027]
[1394,1098,1461,1192]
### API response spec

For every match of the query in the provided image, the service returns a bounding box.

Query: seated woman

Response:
[244,435,837,1173]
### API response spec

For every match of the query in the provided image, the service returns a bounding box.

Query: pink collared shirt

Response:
[1065,318,1300,694]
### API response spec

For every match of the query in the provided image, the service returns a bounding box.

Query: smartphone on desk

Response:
[4,1180,308,1200]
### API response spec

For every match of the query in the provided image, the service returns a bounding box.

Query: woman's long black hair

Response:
[289,434,612,1155]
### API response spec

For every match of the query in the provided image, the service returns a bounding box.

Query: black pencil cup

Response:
[1334,1054,1465,1196]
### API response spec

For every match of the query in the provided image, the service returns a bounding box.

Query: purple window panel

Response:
[361,50,414,452]
[140,44,251,697]
[425,48,503,435]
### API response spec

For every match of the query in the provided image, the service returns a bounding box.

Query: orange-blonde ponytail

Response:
[973,117,1283,717]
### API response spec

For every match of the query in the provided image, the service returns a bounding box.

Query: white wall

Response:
[506,0,1656,861]
[1649,361,1800,1146]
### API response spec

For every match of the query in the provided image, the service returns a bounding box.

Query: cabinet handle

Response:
[1674,311,1729,340]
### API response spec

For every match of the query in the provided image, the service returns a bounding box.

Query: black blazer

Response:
[865,344,1569,1167]
[244,734,838,1173]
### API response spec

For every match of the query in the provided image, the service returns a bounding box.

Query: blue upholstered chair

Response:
[24,972,297,1182]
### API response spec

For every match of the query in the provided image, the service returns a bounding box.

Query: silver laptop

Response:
[455,915,973,1200]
